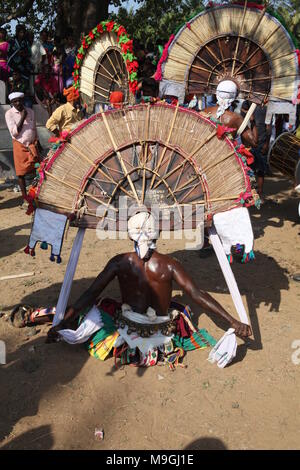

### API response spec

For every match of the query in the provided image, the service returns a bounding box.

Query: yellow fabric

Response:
[88,331,119,361]
[46,102,81,133]
[296,125,300,140]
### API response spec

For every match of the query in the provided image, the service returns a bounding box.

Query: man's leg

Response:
[18,175,27,198]
[257,175,264,198]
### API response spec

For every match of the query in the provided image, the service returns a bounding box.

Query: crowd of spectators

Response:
[0,24,78,115]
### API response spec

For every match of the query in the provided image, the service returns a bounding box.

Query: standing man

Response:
[5,92,40,202]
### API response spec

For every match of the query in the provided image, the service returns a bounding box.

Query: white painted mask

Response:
[128,212,159,259]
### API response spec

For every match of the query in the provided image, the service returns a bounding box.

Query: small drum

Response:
[268,132,300,181]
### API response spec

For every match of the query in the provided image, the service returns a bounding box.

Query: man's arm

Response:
[46,105,63,134]
[171,258,252,338]
[47,256,121,339]
[5,109,27,137]
[16,109,27,134]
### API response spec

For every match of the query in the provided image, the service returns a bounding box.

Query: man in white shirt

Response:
[5,92,40,200]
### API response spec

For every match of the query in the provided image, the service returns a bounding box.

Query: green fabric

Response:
[78,308,117,351]
[173,328,216,351]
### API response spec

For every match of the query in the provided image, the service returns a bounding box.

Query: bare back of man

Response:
[203,105,258,148]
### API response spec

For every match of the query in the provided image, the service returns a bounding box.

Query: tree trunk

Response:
[56,0,110,40]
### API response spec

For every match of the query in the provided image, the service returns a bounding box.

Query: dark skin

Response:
[47,250,252,341]
[10,97,29,198]
[203,106,258,148]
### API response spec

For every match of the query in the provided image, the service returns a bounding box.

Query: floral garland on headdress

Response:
[72,20,138,95]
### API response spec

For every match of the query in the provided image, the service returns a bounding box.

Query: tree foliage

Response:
[113,0,205,47]
[0,0,299,48]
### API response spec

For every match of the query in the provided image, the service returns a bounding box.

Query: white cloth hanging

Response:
[58,306,103,344]
[52,228,85,327]
[29,208,67,256]
[213,207,254,256]
[207,226,250,368]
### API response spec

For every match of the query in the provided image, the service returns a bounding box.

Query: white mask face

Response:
[128,212,159,259]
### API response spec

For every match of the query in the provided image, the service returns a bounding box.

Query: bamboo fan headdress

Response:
[34,103,256,230]
[73,20,138,114]
[156,3,299,106]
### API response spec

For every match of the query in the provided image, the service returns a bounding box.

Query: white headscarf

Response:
[8,92,25,102]
[128,212,159,259]
[216,80,238,118]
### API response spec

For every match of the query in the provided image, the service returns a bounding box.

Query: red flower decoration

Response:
[73,63,80,69]
[121,40,133,54]
[117,26,127,37]
[77,53,83,61]
[89,32,95,40]
[106,21,115,32]
[126,60,139,73]
[216,125,235,139]
[129,80,138,93]
[97,24,103,33]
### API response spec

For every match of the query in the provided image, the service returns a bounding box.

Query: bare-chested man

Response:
[48,212,251,342]
[203,80,258,148]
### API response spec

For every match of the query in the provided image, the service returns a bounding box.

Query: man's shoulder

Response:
[5,107,13,117]
[152,251,179,267]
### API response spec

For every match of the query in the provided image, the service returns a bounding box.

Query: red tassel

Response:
[24,245,30,255]
[217,125,235,140]
[26,203,35,215]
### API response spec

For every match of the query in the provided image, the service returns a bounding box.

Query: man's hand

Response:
[230,320,252,339]
[46,325,61,343]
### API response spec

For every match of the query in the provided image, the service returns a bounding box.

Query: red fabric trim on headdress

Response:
[109,91,124,108]
[63,85,80,102]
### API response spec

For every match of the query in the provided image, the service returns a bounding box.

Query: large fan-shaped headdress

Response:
[73,20,138,113]
[156,3,299,105]
[33,103,256,230]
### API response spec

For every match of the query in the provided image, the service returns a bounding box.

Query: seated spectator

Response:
[0,28,10,82]
[63,34,76,87]
[28,31,46,75]
[52,43,65,93]
[34,64,60,115]
[40,29,54,64]
[8,24,33,83]
[8,70,32,108]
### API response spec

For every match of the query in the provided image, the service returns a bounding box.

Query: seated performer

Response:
[47,212,251,367]
[203,80,258,148]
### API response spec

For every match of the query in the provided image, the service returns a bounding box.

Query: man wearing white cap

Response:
[5,92,40,201]
[48,211,251,367]
[203,80,258,147]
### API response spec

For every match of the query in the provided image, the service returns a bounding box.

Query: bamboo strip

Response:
[100,106,140,204]
[0,272,35,281]
[142,104,151,204]
[106,52,123,85]
[150,103,179,188]
[231,0,248,76]
[202,150,236,172]
[235,50,295,76]
[235,23,282,75]
[44,170,117,212]
[210,8,226,73]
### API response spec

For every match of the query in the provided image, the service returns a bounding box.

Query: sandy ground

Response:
[0,176,299,450]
